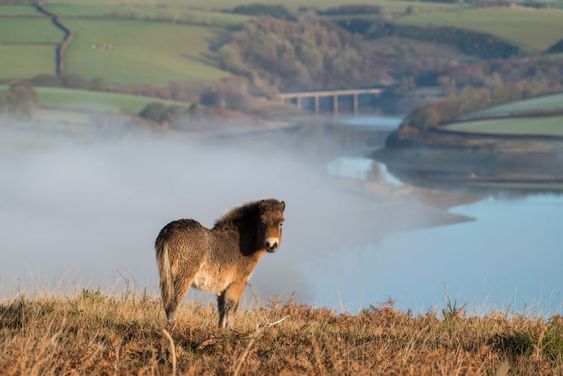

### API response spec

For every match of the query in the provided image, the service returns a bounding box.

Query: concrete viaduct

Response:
[279,88,384,114]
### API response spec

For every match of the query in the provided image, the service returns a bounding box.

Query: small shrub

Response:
[138,103,185,125]
[231,4,296,20]
[318,4,381,16]
[491,330,536,357]
[0,296,30,329]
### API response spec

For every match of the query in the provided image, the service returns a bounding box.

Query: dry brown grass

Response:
[0,290,561,375]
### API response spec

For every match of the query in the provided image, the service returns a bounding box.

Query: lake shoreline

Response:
[375,125,563,192]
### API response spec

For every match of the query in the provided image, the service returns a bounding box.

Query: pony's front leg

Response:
[217,280,246,328]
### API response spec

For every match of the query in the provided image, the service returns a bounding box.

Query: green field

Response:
[36,87,189,113]
[63,19,230,86]
[0,5,40,16]
[446,115,563,136]
[398,7,563,50]
[0,45,55,79]
[467,93,563,119]
[1,85,189,113]
[45,4,250,27]
[45,0,459,23]
[48,0,458,11]
[0,19,63,44]
[0,18,61,79]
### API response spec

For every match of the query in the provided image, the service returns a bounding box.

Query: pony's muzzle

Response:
[265,238,279,253]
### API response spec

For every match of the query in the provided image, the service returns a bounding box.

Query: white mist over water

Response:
[0,119,425,306]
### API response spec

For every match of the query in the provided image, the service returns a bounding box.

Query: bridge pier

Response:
[314,95,319,113]
[333,95,338,115]
[353,94,358,114]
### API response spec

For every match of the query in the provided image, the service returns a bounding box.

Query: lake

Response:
[317,161,563,316]
[322,116,561,316]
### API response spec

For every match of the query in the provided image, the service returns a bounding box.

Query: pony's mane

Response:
[214,199,280,228]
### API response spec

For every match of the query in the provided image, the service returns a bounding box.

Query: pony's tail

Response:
[156,241,175,319]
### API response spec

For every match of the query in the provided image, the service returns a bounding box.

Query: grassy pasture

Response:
[45,4,250,27]
[0,5,40,16]
[446,115,563,136]
[0,18,60,80]
[0,19,63,44]
[48,0,461,14]
[34,87,189,113]
[0,46,55,79]
[63,19,230,86]
[0,85,189,113]
[398,7,563,50]
[44,0,460,25]
[467,93,563,119]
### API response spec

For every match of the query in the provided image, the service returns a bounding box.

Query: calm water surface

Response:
[322,149,562,316]
[336,115,402,129]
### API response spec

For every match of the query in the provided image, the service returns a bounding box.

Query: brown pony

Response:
[155,199,285,327]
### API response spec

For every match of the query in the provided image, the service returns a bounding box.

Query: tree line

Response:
[403,58,563,129]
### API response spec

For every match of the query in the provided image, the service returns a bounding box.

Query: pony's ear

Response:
[259,200,267,210]
[279,201,285,212]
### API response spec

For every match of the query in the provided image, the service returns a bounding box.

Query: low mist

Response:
[0,116,424,305]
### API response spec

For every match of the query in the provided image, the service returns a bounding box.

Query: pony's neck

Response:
[234,217,264,256]
[214,215,264,256]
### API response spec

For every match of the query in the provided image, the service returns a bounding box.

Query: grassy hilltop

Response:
[445,93,563,137]
[0,292,561,375]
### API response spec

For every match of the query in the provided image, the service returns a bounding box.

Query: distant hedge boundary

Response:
[337,19,522,59]
[32,2,73,77]
[547,38,563,54]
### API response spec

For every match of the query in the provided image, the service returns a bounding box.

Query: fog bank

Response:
[0,118,419,305]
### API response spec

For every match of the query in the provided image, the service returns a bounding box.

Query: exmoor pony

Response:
[155,199,285,328]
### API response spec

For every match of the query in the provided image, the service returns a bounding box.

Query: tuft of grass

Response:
[0,292,561,374]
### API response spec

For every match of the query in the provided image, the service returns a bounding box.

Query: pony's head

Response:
[258,199,285,253]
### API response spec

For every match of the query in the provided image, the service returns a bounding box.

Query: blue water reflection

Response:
[304,195,563,316]
[336,115,402,129]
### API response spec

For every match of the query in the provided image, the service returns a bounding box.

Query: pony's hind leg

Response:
[217,280,246,328]
[166,271,196,324]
